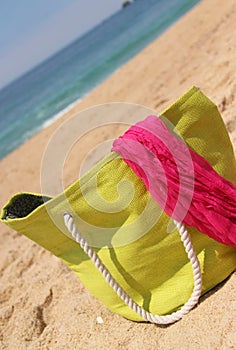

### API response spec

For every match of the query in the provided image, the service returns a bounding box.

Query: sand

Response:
[0,0,236,348]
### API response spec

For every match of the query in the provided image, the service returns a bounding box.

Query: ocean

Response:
[0,0,200,160]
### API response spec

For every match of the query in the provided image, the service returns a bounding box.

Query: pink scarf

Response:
[112,116,236,248]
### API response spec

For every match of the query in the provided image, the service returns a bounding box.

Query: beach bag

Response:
[1,86,236,325]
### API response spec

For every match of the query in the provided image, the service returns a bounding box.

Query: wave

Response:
[42,98,81,129]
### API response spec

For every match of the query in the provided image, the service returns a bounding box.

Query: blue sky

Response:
[0,0,124,88]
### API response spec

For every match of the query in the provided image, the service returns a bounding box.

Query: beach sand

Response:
[0,0,236,348]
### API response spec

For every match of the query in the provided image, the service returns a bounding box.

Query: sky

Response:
[0,0,124,89]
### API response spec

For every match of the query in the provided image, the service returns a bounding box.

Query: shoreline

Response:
[0,0,201,162]
[0,0,236,349]
[41,98,82,129]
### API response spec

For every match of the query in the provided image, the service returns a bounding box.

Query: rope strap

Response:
[63,213,202,325]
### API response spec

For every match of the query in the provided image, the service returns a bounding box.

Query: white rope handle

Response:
[63,213,202,324]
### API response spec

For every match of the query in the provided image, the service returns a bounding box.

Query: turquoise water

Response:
[0,0,200,160]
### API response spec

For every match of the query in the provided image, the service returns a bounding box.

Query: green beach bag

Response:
[1,86,236,325]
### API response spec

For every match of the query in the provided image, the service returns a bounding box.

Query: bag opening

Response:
[3,193,52,220]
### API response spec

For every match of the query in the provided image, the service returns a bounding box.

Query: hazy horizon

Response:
[0,0,125,89]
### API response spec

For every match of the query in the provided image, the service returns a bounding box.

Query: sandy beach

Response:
[0,0,236,348]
